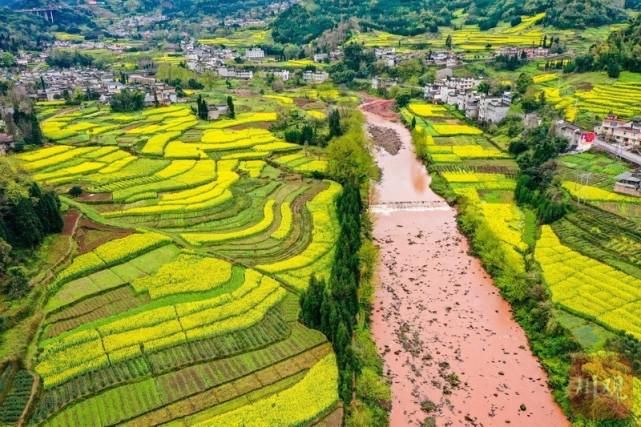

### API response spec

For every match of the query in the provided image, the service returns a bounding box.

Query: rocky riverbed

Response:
[362,98,568,427]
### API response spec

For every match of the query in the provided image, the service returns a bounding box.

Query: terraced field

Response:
[534,71,641,122]
[11,103,341,425]
[404,105,529,274]
[350,13,545,52]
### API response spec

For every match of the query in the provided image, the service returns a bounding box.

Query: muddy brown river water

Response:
[362,99,568,427]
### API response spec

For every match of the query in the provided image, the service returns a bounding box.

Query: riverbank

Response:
[362,99,567,426]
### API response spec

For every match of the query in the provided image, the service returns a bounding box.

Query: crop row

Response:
[54,233,172,287]
[33,307,293,422]
[37,270,286,387]
[536,226,641,338]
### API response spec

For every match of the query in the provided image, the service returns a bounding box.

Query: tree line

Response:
[299,111,388,424]
[564,14,641,77]
[0,160,63,298]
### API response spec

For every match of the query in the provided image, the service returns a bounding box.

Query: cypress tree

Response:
[329,109,342,137]
[9,197,43,248]
[38,192,63,233]
[227,96,235,119]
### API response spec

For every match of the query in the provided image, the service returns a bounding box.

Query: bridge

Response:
[369,200,451,213]
[17,7,61,23]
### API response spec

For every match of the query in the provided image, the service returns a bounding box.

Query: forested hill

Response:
[98,0,280,19]
[271,0,633,45]
[272,0,467,44]
[469,0,628,29]
[0,9,52,52]
[0,0,97,35]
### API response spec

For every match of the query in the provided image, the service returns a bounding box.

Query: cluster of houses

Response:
[495,47,551,59]
[426,51,461,68]
[184,43,235,73]
[374,48,400,68]
[107,14,169,38]
[554,117,641,151]
[0,107,15,156]
[553,116,641,197]
[16,68,177,106]
[312,50,343,63]
[222,18,266,28]
[423,77,513,124]
[52,40,133,53]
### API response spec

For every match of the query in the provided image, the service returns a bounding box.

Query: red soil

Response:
[62,210,81,236]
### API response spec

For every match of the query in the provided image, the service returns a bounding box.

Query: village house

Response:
[596,115,641,147]
[0,133,14,156]
[272,69,290,81]
[330,49,343,61]
[427,51,460,67]
[302,71,329,84]
[217,67,254,80]
[374,48,398,68]
[435,67,453,81]
[614,171,641,197]
[313,53,329,63]
[555,120,596,151]
[142,84,177,106]
[371,76,397,91]
[245,48,265,61]
[478,97,510,124]
[207,104,230,120]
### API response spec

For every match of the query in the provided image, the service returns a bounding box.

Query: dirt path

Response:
[363,99,568,427]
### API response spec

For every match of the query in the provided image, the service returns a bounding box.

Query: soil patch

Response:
[76,192,112,203]
[74,218,134,254]
[361,98,399,122]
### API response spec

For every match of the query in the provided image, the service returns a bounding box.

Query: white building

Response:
[303,71,329,84]
[207,104,230,120]
[217,67,254,80]
[245,48,265,60]
[596,116,641,147]
[272,69,290,81]
[478,98,509,124]
[371,76,397,91]
[313,53,329,63]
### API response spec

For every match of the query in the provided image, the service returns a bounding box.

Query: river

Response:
[362,99,568,427]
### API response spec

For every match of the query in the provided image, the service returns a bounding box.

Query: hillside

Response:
[271,0,630,45]
[0,0,97,35]
[99,0,281,20]
[0,9,52,52]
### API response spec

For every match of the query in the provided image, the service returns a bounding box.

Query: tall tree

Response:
[226,96,235,119]
[328,109,342,138]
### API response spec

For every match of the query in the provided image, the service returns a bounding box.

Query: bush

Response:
[68,186,83,197]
